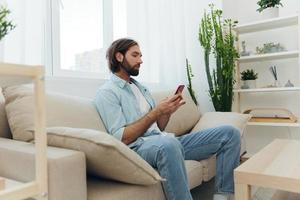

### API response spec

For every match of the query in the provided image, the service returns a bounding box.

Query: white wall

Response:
[223,0,300,155]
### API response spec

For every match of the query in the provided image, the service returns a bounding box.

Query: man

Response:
[94,38,240,200]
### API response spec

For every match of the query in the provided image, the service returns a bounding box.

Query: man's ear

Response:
[115,52,124,63]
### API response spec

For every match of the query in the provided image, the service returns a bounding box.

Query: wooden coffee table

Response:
[234,139,300,200]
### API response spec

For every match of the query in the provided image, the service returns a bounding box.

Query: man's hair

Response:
[106,38,139,73]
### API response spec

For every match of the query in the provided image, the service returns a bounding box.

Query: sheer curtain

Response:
[126,0,187,88]
[0,0,45,65]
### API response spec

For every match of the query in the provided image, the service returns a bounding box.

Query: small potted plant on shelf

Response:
[241,69,258,89]
[257,0,283,19]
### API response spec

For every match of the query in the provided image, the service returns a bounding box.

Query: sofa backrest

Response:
[3,85,201,141]
[0,88,12,139]
[152,90,201,136]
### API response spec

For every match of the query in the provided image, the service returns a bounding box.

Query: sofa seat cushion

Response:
[87,177,165,200]
[3,85,105,142]
[87,160,203,200]
[199,155,216,182]
[46,127,163,185]
[185,160,203,189]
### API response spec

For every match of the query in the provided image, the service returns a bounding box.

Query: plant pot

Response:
[260,7,279,20]
[241,80,256,89]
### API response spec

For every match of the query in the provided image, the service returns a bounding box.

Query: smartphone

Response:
[174,85,185,95]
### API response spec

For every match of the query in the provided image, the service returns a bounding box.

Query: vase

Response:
[273,80,281,87]
[242,80,256,89]
[260,7,279,20]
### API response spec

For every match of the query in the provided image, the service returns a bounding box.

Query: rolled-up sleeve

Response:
[94,89,126,141]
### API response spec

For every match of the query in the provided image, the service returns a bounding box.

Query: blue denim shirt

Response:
[94,74,163,148]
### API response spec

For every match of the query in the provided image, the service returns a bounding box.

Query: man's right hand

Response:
[154,94,186,117]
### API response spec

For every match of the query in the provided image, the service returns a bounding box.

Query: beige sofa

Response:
[0,86,250,200]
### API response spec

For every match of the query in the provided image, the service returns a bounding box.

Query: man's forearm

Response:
[122,108,160,145]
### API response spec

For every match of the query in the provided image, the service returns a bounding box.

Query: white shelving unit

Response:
[0,63,48,200]
[234,14,300,126]
[238,50,298,63]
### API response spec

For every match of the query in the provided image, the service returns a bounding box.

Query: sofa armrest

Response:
[0,138,87,200]
[191,112,251,156]
[191,112,251,136]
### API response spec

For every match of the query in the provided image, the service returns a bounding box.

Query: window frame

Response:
[46,0,113,78]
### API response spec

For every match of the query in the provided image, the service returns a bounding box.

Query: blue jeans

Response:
[132,125,241,200]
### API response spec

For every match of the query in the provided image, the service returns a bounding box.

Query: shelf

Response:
[234,87,300,93]
[234,15,298,34]
[238,50,298,63]
[247,122,300,127]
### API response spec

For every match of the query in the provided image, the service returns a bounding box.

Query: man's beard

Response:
[120,58,140,76]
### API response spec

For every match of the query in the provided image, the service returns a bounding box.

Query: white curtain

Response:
[0,0,44,65]
[126,0,187,88]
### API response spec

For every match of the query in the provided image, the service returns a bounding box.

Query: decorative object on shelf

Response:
[0,5,16,41]
[285,80,294,87]
[185,58,198,106]
[240,41,251,56]
[257,0,283,19]
[198,4,239,112]
[243,108,297,123]
[240,69,258,89]
[255,42,285,54]
[269,65,280,87]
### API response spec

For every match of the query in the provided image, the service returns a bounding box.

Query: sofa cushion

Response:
[87,160,203,200]
[0,137,87,200]
[45,127,163,185]
[152,90,201,136]
[3,85,105,141]
[191,112,251,136]
[199,155,216,182]
[0,88,11,139]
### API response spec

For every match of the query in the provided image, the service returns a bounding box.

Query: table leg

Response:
[235,183,251,200]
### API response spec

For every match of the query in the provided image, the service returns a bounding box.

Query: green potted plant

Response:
[241,69,258,89]
[257,0,283,19]
[198,4,239,112]
[0,5,16,41]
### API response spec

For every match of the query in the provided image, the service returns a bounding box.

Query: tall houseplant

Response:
[0,5,15,41]
[198,4,239,111]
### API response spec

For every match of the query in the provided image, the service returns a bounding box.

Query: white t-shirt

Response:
[129,83,160,131]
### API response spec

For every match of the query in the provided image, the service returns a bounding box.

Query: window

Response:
[50,0,127,78]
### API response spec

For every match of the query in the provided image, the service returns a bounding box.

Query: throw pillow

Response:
[46,127,163,185]
[152,90,201,136]
[3,85,106,141]
[0,88,11,138]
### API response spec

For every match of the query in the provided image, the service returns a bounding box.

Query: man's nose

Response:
[138,58,143,64]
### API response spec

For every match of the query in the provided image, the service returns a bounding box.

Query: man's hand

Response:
[155,94,186,117]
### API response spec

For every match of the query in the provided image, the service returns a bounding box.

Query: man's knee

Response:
[221,125,241,144]
[159,136,184,155]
